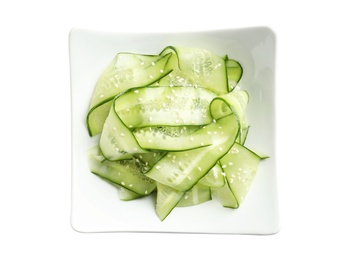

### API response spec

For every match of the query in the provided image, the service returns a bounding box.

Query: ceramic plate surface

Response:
[69,27,279,234]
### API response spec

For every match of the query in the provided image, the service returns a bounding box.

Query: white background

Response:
[0,0,336,259]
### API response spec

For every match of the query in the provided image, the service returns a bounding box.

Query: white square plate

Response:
[69,27,279,234]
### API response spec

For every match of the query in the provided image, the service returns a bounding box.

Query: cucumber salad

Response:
[86,46,267,221]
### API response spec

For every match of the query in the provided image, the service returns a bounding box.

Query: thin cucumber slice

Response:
[211,177,239,208]
[115,86,217,128]
[155,182,184,221]
[134,118,231,151]
[87,147,143,200]
[87,52,172,136]
[225,56,243,92]
[116,185,143,201]
[133,152,166,168]
[88,146,156,196]
[86,100,113,137]
[177,183,211,207]
[198,162,225,188]
[219,143,263,204]
[160,46,229,94]
[237,125,250,145]
[210,90,249,122]
[157,50,196,88]
[210,90,250,142]
[133,125,209,151]
[99,94,149,161]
